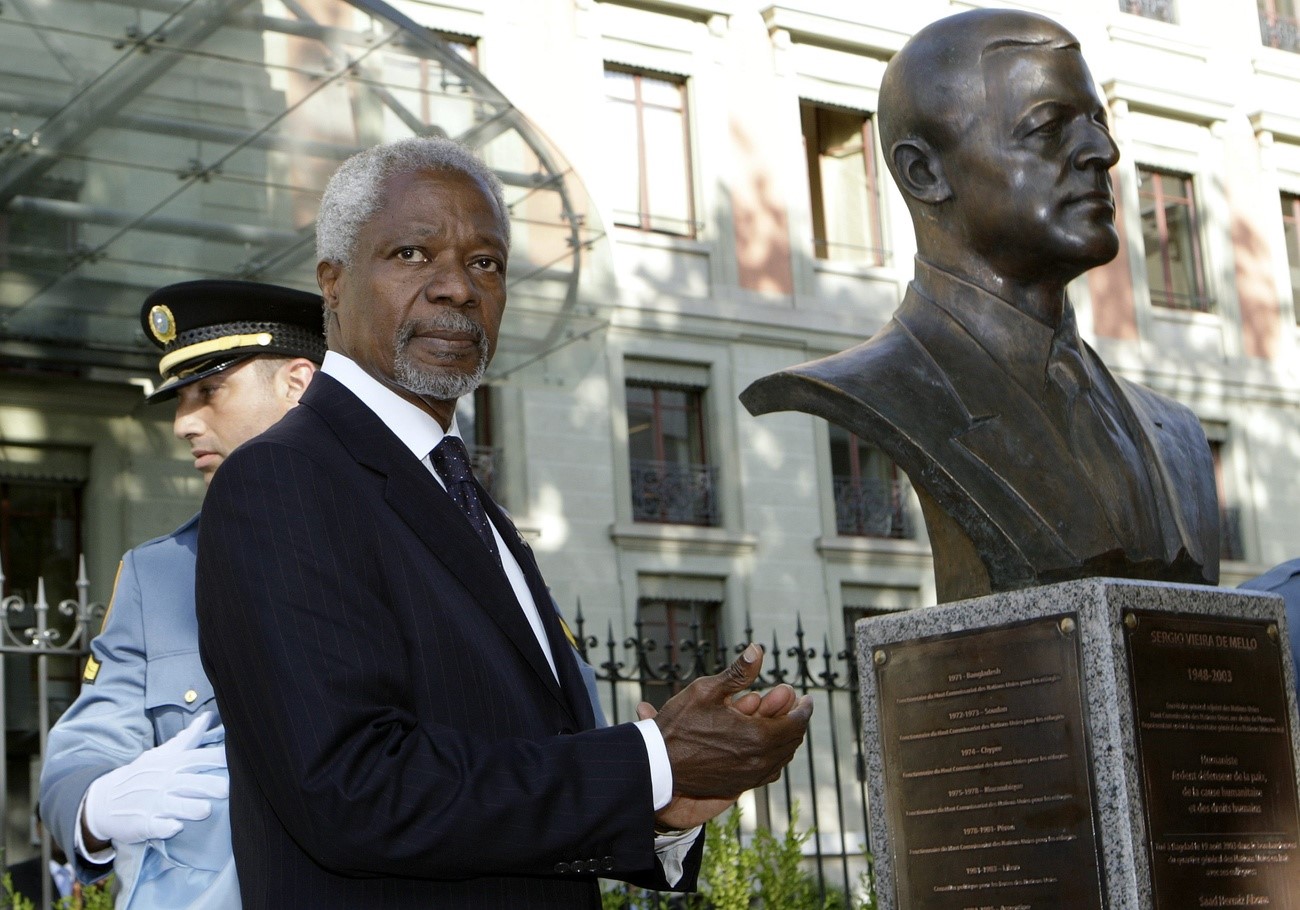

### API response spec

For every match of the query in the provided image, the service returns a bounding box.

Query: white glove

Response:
[83,712,229,845]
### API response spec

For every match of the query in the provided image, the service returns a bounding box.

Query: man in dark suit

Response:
[741,9,1218,603]
[195,136,812,908]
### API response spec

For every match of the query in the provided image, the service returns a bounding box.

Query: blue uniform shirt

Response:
[39,514,238,909]
[1240,558,1300,697]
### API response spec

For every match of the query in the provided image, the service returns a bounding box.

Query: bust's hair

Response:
[878,9,1077,167]
[315,136,510,266]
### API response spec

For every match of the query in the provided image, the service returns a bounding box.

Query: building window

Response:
[1260,0,1300,52]
[801,102,886,266]
[407,33,480,136]
[1119,0,1177,23]
[829,425,909,539]
[459,385,500,501]
[0,176,80,272]
[1137,166,1212,312]
[1208,440,1245,562]
[435,32,478,67]
[626,381,717,526]
[637,597,722,708]
[0,478,83,602]
[1283,192,1300,322]
[604,66,696,237]
[424,31,478,89]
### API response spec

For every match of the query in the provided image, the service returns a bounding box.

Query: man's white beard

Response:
[393,312,490,400]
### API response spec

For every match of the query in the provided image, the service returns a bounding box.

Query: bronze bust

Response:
[741,9,1219,603]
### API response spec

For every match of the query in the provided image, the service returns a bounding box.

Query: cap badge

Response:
[148,305,177,344]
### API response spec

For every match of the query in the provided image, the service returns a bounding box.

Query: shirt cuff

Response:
[654,826,702,887]
[633,718,673,811]
[74,795,116,865]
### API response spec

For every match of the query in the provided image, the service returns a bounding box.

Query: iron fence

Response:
[573,607,872,904]
[0,560,105,910]
[3,561,869,906]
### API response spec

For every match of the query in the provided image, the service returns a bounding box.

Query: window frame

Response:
[1207,438,1246,562]
[1137,164,1213,313]
[1282,190,1300,323]
[1259,0,1300,52]
[625,380,717,526]
[827,425,910,540]
[0,477,85,602]
[800,101,886,267]
[603,64,698,239]
[1118,0,1177,24]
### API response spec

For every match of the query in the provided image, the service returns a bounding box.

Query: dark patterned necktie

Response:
[430,436,501,565]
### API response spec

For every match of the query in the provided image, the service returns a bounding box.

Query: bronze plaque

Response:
[1124,611,1300,909]
[874,615,1104,910]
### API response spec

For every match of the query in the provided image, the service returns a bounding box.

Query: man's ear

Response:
[317,259,343,315]
[890,138,951,205]
[280,358,317,404]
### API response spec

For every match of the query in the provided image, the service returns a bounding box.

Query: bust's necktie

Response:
[430,436,501,565]
[1047,340,1160,547]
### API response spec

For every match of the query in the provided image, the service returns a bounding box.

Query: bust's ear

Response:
[891,138,951,205]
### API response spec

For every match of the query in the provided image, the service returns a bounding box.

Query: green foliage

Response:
[55,878,114,910]
[0,866,113,910]
[751,804,820,909]
[600,883,676,909]
[2,871,36,910]
[599,804,876,910]
[691,806,758,910]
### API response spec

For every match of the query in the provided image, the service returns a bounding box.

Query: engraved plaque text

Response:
[874,615,1104,910]
[1125,611,1300,909]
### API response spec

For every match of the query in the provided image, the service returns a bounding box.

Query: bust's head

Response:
[879,9,1120,287]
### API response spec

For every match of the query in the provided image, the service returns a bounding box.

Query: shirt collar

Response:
[911,258,1085,386]
[321,351,459,460]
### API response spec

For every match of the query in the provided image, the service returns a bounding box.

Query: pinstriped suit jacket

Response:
[196,374,698,908]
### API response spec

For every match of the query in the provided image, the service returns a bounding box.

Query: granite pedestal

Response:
[856,579,1300,910]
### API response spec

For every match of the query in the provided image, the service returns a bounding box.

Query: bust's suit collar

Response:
[899,267,1190,569]
[297,373,577,724]
[911,259,1097,403]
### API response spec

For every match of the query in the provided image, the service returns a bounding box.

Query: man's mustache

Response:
[395,312,488,353]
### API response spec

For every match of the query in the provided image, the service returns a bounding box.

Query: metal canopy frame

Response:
[0,0,609,380]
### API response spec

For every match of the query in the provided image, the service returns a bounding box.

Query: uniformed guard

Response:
[39,280,326,910]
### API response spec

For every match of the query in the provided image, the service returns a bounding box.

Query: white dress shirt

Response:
[321,352,682,816]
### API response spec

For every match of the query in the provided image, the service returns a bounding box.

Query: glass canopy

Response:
[0,0,610,380]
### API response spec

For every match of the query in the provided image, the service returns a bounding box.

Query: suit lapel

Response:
[1113,378,1213,568]
[302,375,571,715]
[479,494,593,730]
[894,291,1123,560]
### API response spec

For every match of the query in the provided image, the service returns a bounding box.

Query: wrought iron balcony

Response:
[833,476,911,539]
[1261,9,1300,52]
[1120,0,1176,24]
[1220,505,1246,562]
[629,459,719,526]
